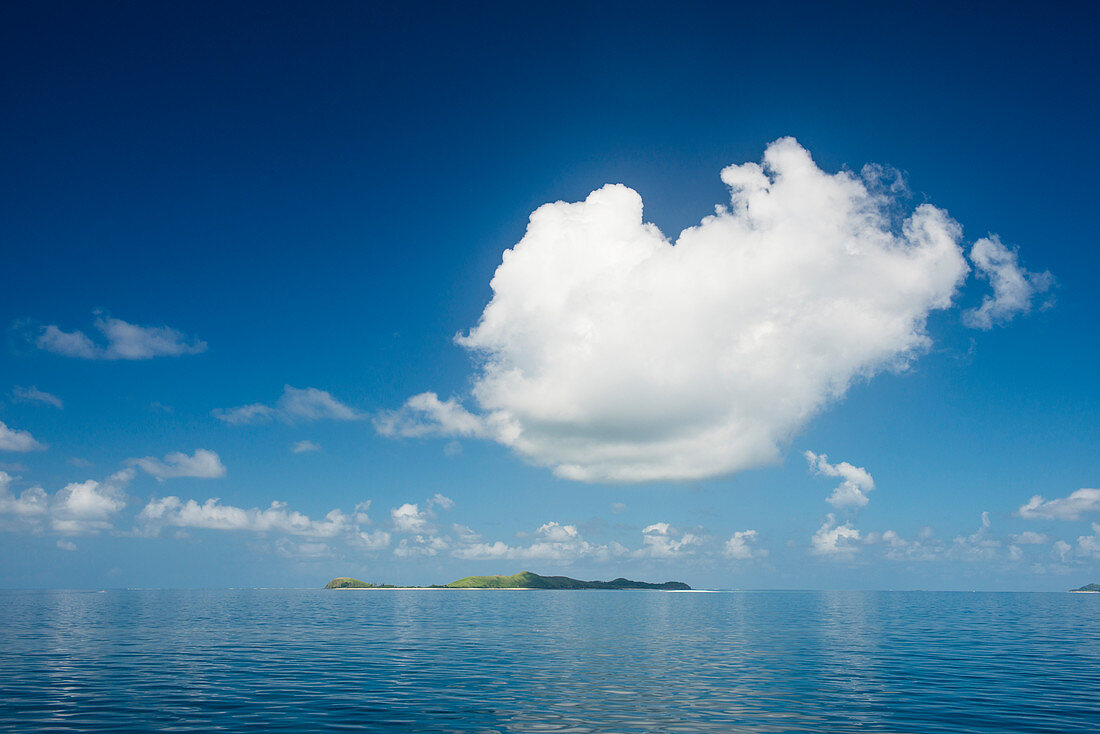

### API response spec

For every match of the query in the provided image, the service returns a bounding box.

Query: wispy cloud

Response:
[214,385,362,425]
[34,312,206,360]
[863,526,943,561]
[213,404,276,425]
[963,236,1054,330]
[12,386,63,409]
[128,449,226,481]
[291,440,321,454]
[427,493,455,510]
[1018,489,1100,521]
[948,512,1001,561]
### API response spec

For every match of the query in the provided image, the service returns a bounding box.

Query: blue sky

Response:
[1,2,1097,590]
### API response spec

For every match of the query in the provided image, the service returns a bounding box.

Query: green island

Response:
[325,570,690,590]
[1069,583,1100,593]
[325,577,400,589]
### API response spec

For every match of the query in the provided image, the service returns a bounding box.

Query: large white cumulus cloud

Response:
[384,138,977,482]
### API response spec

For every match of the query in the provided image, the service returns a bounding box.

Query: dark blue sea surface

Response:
[1,589,1098,732]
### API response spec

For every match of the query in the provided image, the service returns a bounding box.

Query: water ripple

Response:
[1,590,1098,732]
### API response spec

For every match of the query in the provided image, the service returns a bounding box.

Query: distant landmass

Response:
[446,571,690,590]
[325,577,396,589]
[324,571,690,590]
[1070,583,1100,593]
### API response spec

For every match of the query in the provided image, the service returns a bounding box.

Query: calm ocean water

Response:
[1,589,1097,733]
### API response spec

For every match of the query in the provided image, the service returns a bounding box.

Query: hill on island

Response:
[324,577,393,589]
[446,571,690,590]
[1070,583,1100,592]
[323,571,690,590]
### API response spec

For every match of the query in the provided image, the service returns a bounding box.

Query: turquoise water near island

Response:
[1,589,1098,732]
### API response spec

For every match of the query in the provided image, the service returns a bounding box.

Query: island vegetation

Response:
[324,571,690,590]
[446,571,690,590]
[1070,583,1100,593]
[324,577,399,589]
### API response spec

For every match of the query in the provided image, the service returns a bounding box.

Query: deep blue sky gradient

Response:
[1,1,1097,589]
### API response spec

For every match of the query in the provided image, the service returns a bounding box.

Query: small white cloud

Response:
[0,421,46,452]
[636,522,701,558]
[56,539,77,551]
[1018,489,1100,521]
[36,313,206,360]
[356,529,392,550]
[37,325,98,359]
[214,385,361,425]
[1011,531,1048,545]
[452,524,481,543]
[279,386,361,422]
[12,386,63,409]
[724,529,766,559]
[805,451,875,508]
[291,440,321,454]
[538,521,580,542]
[374,392,489,438]
[51,469,133,535]
[962,236,1054,330]
[128,449,226,481]
[810,514,861,556]
[213,403,276,425]
[0,471,48,521]
[611,502,627,515]
[394,534,450,558]
[390,503,429,533]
